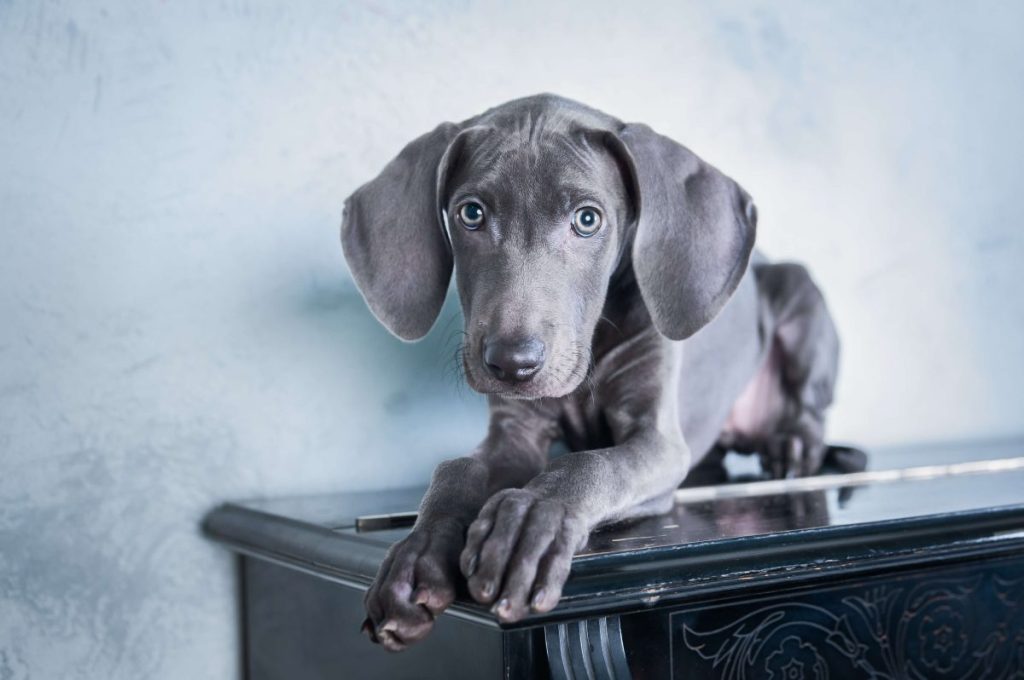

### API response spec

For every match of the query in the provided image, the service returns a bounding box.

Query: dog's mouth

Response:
[461,342,592,400]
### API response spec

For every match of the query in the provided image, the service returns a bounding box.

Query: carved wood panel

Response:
[672,559,1024,679]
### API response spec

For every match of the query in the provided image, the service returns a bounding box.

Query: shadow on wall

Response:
[297,276,477,418]
[271,255,488,487]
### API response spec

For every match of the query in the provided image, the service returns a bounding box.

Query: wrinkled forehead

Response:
[447,126,627,212]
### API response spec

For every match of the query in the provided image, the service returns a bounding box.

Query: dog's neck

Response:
[591,253,659,365]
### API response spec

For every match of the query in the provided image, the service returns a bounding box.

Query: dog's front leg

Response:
[460,413,690,623]
[363,398,556,650]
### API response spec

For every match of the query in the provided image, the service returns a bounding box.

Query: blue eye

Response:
[572,207,602,237]
[458,202,485,230]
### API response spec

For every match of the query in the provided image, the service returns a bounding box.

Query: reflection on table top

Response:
[205,437,1024,625]
[233,437,1024,553]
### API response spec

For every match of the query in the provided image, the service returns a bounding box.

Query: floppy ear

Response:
[341,122,461,341]
[614,123,757,340]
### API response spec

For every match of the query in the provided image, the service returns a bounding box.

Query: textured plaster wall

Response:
[1,1,1022,678]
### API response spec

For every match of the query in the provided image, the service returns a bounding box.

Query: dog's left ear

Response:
[611,123,757,340]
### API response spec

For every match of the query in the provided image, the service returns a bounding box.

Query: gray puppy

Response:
[342,94,845,651]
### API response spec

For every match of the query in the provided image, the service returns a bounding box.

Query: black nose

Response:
[483,336,546,383]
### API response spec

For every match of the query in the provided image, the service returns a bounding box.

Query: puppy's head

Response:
[342,95,756,399]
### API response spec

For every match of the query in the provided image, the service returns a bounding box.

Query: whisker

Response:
[598,314,621,335]
[441,327,473,396]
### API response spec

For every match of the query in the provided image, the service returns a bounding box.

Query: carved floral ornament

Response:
[677,568,1024,680]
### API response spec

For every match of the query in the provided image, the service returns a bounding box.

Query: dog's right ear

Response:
[341,122,462,341]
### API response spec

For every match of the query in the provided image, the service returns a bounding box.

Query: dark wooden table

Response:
[204,439,1024,679]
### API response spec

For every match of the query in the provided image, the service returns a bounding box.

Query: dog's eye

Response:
[458,202,485,230]
[572,207,603,237]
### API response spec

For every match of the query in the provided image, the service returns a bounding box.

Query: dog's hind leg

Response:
[750,262,842,478]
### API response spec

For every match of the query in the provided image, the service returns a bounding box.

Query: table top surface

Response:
[205,437,1024,627]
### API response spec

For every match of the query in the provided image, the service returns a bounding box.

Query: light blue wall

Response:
[1,1,1022,678]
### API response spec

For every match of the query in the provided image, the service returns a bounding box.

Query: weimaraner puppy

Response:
[341,94,849,651]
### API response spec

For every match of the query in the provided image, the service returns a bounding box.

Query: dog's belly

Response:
[718,337,787,452]
[559,262,779,463]
[675,267,766,461]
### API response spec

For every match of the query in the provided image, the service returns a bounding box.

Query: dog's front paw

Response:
[363,518,464,651]
[459,489,587,623]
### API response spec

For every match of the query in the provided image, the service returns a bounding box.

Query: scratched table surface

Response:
[204,437,1024,626]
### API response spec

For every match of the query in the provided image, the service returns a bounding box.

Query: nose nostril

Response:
[485,361,508,381]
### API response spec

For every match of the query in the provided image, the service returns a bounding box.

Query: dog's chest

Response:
[557,392,614,452]
[554,292,665,451]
